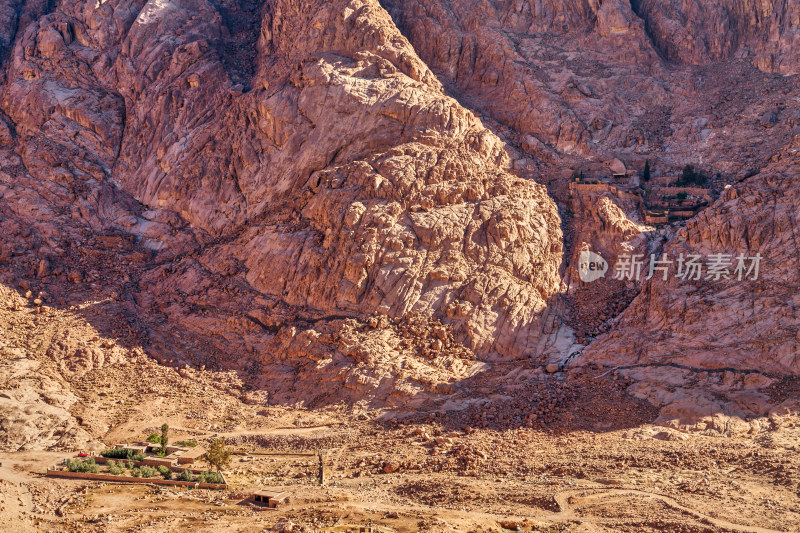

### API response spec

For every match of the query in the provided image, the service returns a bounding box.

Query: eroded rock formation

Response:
[0,0,564,409]
[0,0,798,418]
[583,136,800,375]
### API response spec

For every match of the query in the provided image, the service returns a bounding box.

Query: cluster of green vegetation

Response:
[66,458,100,473]
[106,460,126,475]
[130,465,159,478]
[678,164,708,186]
[101,460,189,481]
[178,440,198,447]
[146,424,170,455]
[66,462,224,485]
[101,448,145,461]
[205,438,232,472]
[197,471,225,484]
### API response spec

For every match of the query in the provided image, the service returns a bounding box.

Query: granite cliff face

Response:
[0,0,799,413]
[583,136,800,375]
[380,0,800,375]
[634,0,800,74]
[381,0,798,171]
[0,0,564,408]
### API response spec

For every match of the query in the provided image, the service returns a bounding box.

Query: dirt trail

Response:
[0,463,34,531]
[553,488,787,533]
[162,424,338,439]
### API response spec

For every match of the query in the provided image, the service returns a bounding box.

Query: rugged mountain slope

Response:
[634,0,800,74]
[381,0,800,373]
[0,0,564,409]
[381,0,799,173]
[583,135,800,375]
[0,0,799,418]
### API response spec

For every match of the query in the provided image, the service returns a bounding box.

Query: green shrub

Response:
[146,433,161,444]
[179,469,194,482]
[197,471,224,484]
[178,440,198,447]
[679,164,708,186]
[66,458,100,474]
[101,448,131,459]
[126,461,134,470]
[101,448,145,461]
[139,465,158,478]
[107,460,125,476]
[157,465,172,480]
[130,467,141,477]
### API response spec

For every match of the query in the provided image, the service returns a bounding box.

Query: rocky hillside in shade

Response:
[633,0,800,74]
[0,0,799,415]
[381,0,800,373]
[381,0,799,174]
[582,135,800,375]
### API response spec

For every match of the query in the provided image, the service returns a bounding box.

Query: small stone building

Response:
[252,490,290,508]
[176,446,206,465]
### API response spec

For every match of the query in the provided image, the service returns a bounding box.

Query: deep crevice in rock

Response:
[209,0,268,90]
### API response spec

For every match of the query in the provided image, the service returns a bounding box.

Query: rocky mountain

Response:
[584,136,800,375]
[635,0,800,74]
[0,0,798,413]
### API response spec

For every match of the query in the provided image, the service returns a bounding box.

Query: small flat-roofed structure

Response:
[645,211,669,225]
[166,445,190,454]
[177,446,206,465]
[141,457,176,468]
[252,489,290,508]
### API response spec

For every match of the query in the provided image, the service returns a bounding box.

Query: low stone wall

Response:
[649,176,679,186]
[570,182,615,192]
[645,215,669,224]
[46,469,227,489]
[651,186,712,200]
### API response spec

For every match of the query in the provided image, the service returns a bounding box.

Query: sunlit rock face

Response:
[0,0,565,408]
